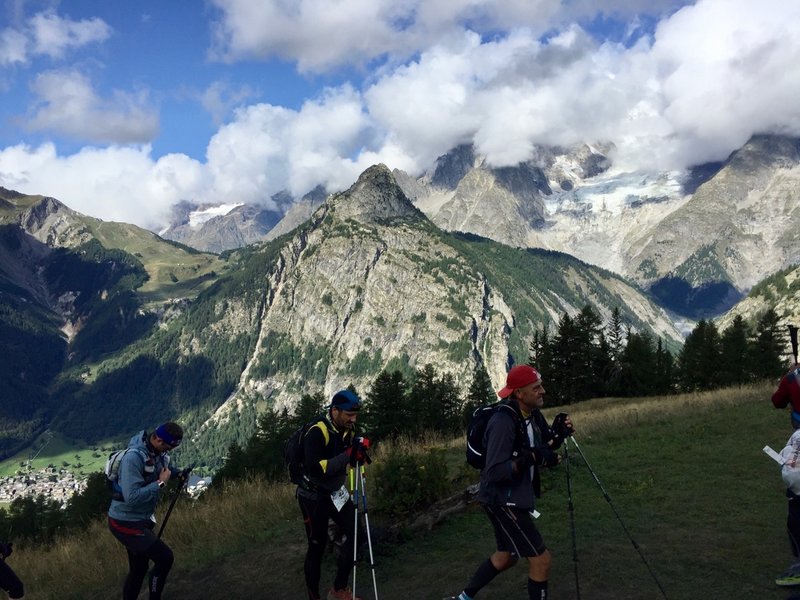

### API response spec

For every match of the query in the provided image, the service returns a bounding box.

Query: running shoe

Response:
[327,587,363,600]
[776,563,800,586]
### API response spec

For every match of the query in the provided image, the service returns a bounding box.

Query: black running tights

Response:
[124,539,174,600]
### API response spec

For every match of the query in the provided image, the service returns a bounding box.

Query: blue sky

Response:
[1,0,799,230]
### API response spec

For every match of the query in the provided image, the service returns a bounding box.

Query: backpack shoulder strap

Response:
[309,420,330,447]
[497,401,530,448]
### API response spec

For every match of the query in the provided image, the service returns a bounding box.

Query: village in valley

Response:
[0,467,87,507]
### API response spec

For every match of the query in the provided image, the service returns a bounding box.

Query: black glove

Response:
[552,413,574,439]
[178,466,194,482]
[348,437,371,466]
[0,542,12,558]
[532,447,560,467]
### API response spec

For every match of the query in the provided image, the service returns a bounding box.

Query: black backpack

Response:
[466,401,523,469]
[284,416,328,486]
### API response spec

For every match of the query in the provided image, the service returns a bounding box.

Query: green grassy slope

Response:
[8,383,794,599]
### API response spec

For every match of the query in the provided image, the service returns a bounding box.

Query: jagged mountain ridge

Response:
[161,187,327,253]
[395,135,800,319]
[153,136,799,322]
[628,135,800,290]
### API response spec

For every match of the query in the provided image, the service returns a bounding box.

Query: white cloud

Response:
[25,69,159,144]
[200,80,257,126]
[0,10,111,67]
[29,11,111,59]
[645,0,800,166]
[3,0,800,232]
[0,143,206,229]
[208,0,568,72]
[362,0,800,173]
[205,85,371,203]
[0,28,27,65]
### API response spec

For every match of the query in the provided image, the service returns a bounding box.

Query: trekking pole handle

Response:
[789,325,798,365]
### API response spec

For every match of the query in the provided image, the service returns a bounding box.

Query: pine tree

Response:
[619,331,657,396]
[463,361,495,426]
[404,364,463,434]
[437,371,463,434]
[575,305,604,400]
[748,308,786,380]
[678,320,721,391]
[719,315,751,385]
[654,337,675,395]
[529,326,554,377]
[293,391,326,428]
[604,307,626,395]
[607,307,625,363]
[547,313,575,404]
[363,370,408,441]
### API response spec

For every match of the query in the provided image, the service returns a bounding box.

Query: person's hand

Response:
[158,467,171,484]
[348,437,371,465]
[552,413,575,439]
[532,447,560,467]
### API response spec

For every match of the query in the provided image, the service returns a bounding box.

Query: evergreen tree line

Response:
[530,306,788,404]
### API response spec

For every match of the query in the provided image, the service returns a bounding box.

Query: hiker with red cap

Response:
[446,364,574,600]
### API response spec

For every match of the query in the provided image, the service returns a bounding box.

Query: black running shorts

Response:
[482,504,547,557]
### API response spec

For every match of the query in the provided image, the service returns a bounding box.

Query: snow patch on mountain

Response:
[188,203,244,228]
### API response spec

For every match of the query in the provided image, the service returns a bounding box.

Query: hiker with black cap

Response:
[446,364,573,600]
[107,422,185,600]
[297,390,369,600]
[0,541,24,599]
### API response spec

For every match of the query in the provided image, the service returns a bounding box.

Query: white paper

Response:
[764,445,786,465]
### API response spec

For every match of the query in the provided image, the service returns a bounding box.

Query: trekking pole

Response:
[563,441,581,600]
[352,461,360,600]
[357,463,379,600]
[569,437,668,599]
[789,325,798,364]
[157,467,192,539]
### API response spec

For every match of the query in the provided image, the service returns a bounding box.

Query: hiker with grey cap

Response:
[446,364,574,600]
[107,422,186,600]
[297,390,369,600]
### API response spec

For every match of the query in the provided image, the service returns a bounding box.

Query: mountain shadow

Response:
[649,276,743,320]
[50,354,222,443]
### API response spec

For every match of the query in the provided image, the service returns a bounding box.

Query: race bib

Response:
[331,485,349,512]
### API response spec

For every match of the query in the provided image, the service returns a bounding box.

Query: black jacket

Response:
[478,401,561,509]
[298,412,355,497]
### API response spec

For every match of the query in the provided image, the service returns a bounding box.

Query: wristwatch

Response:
[157,480,165,488]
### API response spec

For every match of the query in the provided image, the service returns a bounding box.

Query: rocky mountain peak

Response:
[328,163,424,225]
[726,134,800,174]
[430,144,478,189]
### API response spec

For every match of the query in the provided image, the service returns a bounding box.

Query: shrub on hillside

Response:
[371,447,450,517]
